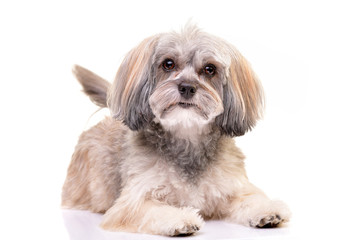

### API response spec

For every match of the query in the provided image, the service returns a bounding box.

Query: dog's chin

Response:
[157,105,214,140]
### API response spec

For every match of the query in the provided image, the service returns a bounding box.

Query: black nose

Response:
[178,83,197,99]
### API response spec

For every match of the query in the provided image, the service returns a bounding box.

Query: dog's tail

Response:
[72,65,110,108]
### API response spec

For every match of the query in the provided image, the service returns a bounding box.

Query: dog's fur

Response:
[62,25,290,236]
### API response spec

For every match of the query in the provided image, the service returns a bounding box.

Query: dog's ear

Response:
[108,36,159,130]
[216,50,264,136]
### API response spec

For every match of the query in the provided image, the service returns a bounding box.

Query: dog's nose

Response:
[178,83,197,99]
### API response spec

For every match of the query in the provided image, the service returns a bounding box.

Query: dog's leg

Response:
[225,182,291,228]
[100,189,204,236]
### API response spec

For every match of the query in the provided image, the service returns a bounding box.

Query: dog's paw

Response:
[172,223,201,236]
[167,207,204,236]
[143,206,204,236]
[251,214,284,228]
[248,200,291,228]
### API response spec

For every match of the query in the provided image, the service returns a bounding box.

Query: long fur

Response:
[72,65,110,108]
[62,25,290,236]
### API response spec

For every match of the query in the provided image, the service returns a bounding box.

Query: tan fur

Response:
[62,118,290,235]
[229,50,264,122]
[62,25,290,236]
[72,65,110,108]
[108,36,159,120]
[62,118,123,212]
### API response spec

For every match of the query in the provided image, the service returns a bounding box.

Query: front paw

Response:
[251,214,284,228]
[171,222,201,236]
[142,206,204,236]
[166,207,204,236]
[248,200,291,228]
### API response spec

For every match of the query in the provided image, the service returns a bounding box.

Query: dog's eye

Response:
[204,64,216,76]
[162,59,175,71]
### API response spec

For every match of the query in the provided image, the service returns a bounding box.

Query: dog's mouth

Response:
[178,102,196,109]
[161,102,209,120]
[164,102,199,112]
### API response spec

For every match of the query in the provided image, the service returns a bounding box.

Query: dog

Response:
[62,25,291,236]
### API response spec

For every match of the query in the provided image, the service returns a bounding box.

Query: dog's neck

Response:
[139,122,221,182]
[153,115,214,143]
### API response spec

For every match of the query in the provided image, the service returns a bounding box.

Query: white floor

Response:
[62,209,293,240]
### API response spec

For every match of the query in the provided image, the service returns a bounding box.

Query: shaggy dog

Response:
[62,25,290,236]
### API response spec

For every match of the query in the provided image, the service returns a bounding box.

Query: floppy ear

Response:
[108,36,159,130]
[216,50,264,136]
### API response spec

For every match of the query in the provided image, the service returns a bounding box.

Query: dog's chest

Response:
[140,124,221,182]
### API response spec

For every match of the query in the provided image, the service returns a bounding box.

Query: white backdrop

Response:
[1,1,359,239]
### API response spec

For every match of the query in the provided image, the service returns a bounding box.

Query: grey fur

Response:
[138,122,221,182]
[107,37,160,131]
[215,75,264,137]
[122,71,156,131]
[215,48,264,136]
[63,27,292,235]
[216,83,248,136]
[72,26,263,180]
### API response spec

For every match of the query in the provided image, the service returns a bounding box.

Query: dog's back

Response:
[62,66,123,212]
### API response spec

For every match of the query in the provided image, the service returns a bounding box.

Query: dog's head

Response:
[108,25,264,137]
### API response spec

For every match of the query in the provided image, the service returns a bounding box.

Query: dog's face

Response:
[148,33,227,136]
[108,26,264,137]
